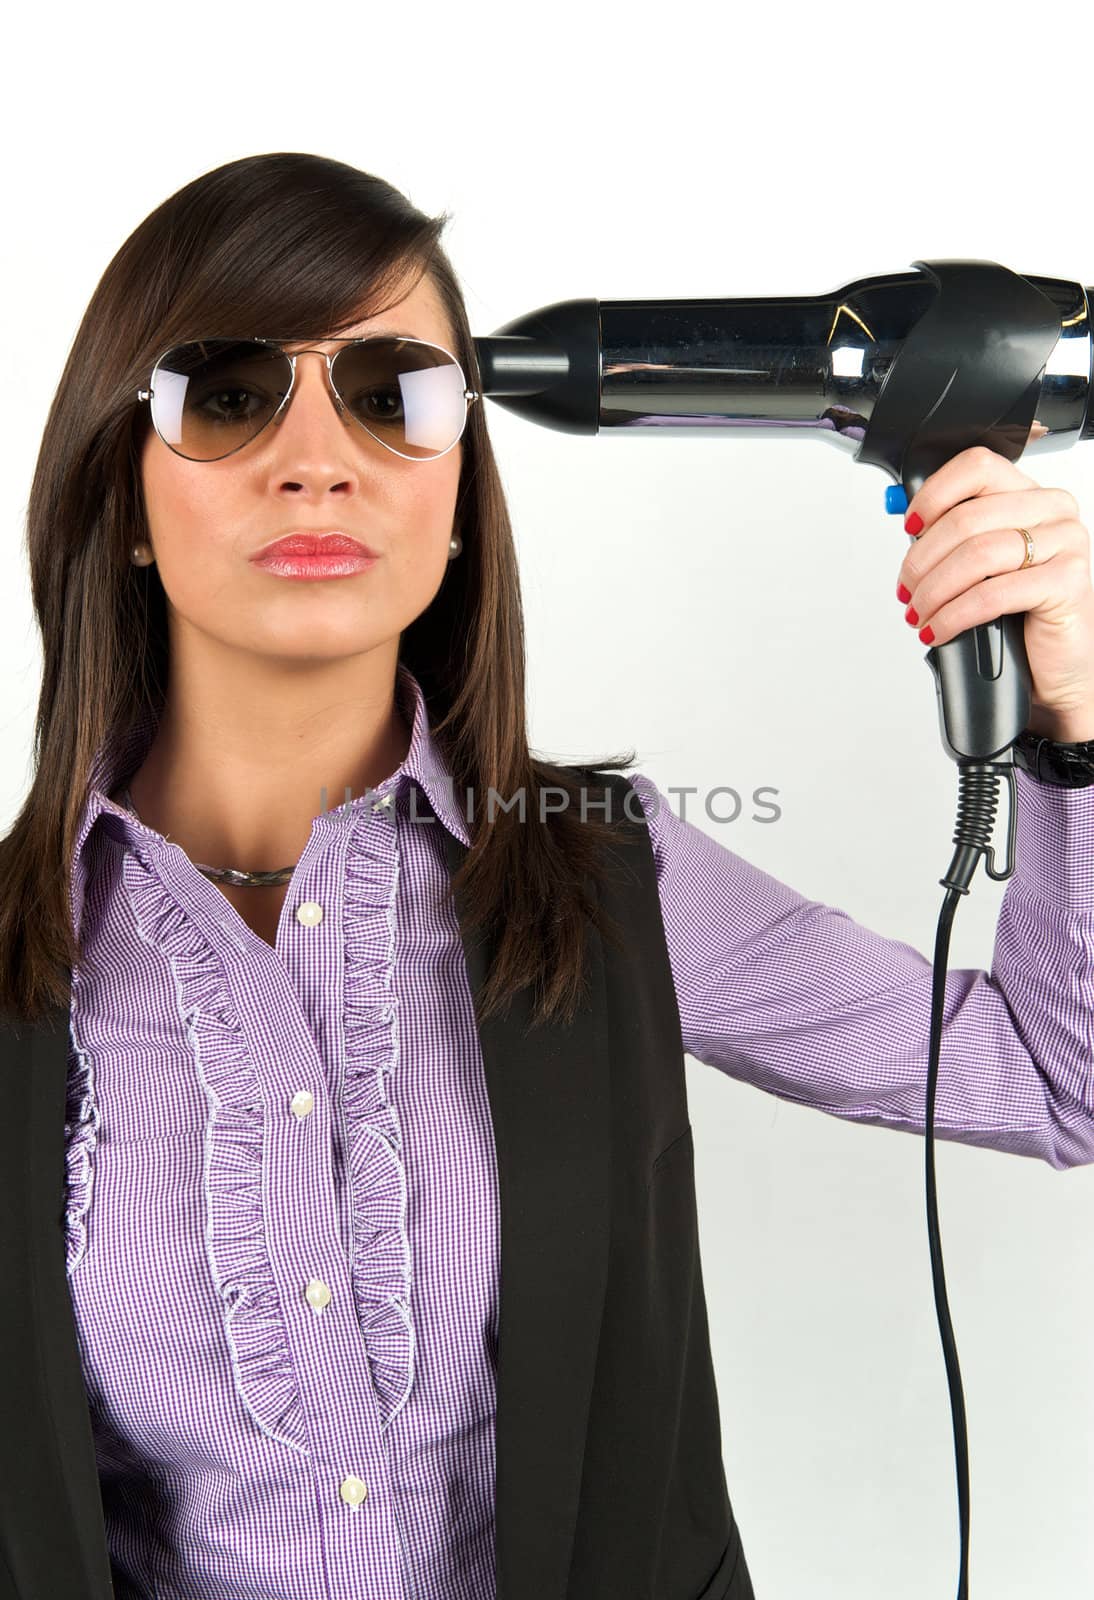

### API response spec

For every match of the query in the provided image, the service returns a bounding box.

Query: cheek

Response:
[390,475,461,579]
[386,525,452,605]
[142,441,224,550]
[141,452,242,606]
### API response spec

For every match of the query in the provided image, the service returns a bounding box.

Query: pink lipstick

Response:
[251,531,379,581]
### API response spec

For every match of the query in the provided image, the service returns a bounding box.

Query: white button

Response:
[305,1278,332,1312]
[290,1090,314,1119]
[340,1474,369,1507]
[296,901,324,926]
[371,793,394,812]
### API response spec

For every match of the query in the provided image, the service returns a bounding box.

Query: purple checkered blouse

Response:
[63,662,1094,1600]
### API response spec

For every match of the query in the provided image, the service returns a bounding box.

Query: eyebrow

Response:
[325,327,421,343]
[274,327,427,353]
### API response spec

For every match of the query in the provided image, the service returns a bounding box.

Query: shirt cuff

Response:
[1011,765,1094,915]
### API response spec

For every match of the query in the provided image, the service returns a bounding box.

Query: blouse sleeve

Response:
[628,768,1094,1170]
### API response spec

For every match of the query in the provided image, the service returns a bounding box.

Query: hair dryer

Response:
[472,258,1091,887]
[470,260,1094,1598]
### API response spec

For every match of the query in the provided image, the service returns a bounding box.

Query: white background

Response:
[3,5,1093,1596]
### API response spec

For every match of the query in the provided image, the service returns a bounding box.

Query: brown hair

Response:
[0,151,641,1031]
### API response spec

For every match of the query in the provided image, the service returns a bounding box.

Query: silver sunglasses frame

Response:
[135,334,482,463]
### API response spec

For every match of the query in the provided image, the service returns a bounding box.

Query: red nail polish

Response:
[896,581,911,604]
[904,605,919,626]
[905,512,924,535]
[919,625,935,645]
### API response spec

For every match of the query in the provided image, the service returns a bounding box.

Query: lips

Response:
[253,532,378,560]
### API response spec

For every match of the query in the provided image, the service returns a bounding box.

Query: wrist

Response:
[1025,704,1094,743]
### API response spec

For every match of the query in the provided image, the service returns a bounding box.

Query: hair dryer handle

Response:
[922,614,1031,764]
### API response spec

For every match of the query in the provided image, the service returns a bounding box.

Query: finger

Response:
[899,518,1073,628]
[898,502,1086,606]
[903,444,1040,533]
[902,550,1090,647]
[903,484,1079,560]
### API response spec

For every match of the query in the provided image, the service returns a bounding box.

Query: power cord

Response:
[926,760,1017,1599]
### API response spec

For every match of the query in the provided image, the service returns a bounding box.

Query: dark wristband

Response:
[1012,729,1094,788]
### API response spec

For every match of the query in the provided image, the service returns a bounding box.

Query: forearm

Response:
[637,769,1094,1169]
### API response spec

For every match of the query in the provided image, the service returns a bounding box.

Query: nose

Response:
[277,348,349,435]
[257,346,381,501]
[262,348,382,493]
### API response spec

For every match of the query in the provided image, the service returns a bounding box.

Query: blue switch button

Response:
[885,485,909,515]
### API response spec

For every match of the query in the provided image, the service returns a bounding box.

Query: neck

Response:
[121,633,411,872]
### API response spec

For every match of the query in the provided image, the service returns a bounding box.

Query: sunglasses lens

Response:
[332,339,468,459]
[149,341,291,461]
[150,338,468,462]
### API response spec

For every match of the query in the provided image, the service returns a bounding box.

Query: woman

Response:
[0,152,1092,1600]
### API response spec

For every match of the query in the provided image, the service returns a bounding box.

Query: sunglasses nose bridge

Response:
[280,348,345,419]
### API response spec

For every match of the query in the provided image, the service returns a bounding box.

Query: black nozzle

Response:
[472,299,600,434]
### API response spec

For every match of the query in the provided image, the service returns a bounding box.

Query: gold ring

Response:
[1016,527,1036,570]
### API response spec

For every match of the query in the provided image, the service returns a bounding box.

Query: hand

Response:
[898,445,1094,742]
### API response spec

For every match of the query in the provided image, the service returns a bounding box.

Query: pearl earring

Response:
[130,541,155,567]
[448,532,463,560]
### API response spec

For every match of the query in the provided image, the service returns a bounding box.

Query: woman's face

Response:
[139,272,465,668]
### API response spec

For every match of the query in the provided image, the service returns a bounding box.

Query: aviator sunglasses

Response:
[136,335,481,463]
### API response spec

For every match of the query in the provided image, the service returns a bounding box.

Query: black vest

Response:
[0,771,754,1600]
